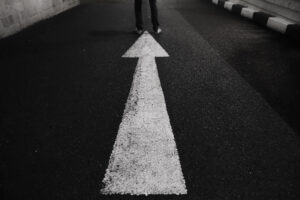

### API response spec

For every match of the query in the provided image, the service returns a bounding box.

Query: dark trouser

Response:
[135,0,159,30]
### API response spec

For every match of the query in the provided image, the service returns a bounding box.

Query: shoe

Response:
[136,28,144,35]
[154,27,162,34]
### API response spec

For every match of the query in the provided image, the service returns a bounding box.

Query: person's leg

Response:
[149,0,160,31]
[135,0,143,30]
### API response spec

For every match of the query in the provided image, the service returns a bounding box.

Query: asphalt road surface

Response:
[1,0,299,199]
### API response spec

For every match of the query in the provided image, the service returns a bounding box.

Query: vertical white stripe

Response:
[212,0,219,5]
[224,2,234,11]
[267,17,292,34]
[241,8,257,19]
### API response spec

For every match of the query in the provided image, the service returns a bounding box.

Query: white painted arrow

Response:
[101,31,187,195]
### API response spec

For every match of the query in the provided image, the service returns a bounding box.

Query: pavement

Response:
[0,0,299,199]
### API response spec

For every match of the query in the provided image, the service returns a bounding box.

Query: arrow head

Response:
[122,31,169,58]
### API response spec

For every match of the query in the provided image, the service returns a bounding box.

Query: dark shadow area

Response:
[0,30,135,56]
[88,30,135,37]
[177,0,300,135]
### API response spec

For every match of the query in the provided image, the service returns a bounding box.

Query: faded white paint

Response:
[212,0,219,5]
[224,1,235,10]
[267,17,292,33]
[241,7,257,19]
[101,32,187,195]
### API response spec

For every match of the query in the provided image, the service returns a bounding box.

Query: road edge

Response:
[212,0,300,43]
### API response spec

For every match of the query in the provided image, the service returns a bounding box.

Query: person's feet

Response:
[135,27,162,35]
[154,27,162,34]
[136,28,144,35]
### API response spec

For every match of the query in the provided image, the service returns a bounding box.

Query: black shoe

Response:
[136,28,144,35]
[154,27,162,34]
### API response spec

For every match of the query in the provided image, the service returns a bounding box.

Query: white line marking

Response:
[101,31,187,195]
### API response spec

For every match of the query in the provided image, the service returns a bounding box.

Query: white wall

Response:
[0,0,80,38]
[230,0,300,23]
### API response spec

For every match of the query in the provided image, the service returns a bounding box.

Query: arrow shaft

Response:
[124,56,163,116]
[101,56,187,195]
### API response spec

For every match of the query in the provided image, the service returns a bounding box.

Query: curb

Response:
[212,0,300,42]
